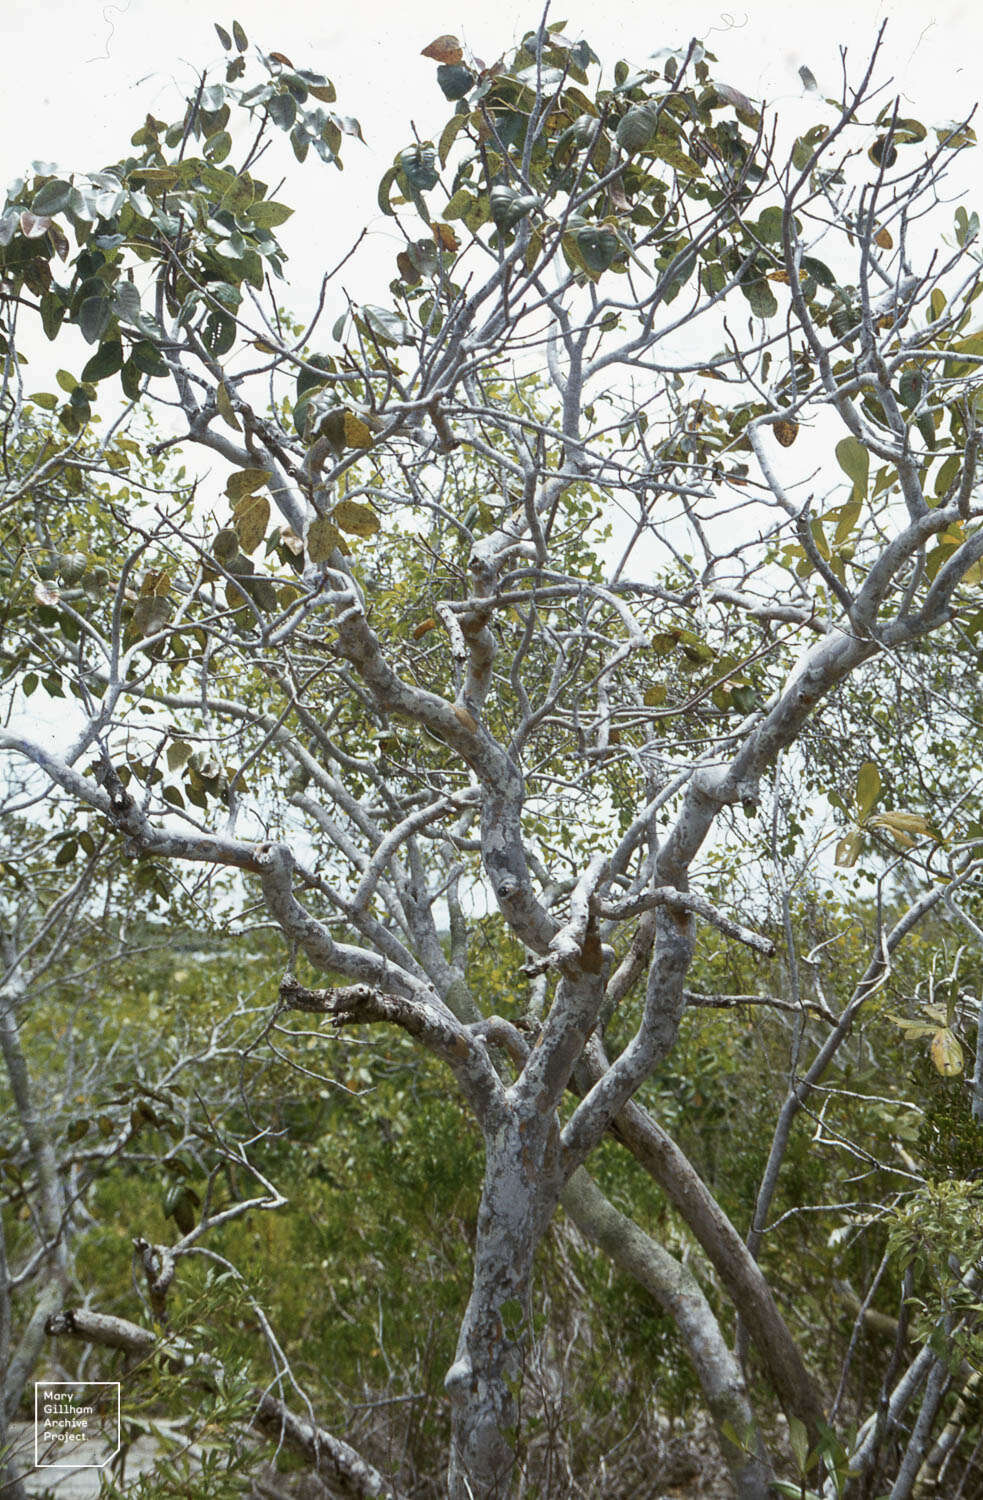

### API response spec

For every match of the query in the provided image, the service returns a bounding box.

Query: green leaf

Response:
[131,340,168,376]
[377,165,398,217]
[576,225,618,274]
[81,340,124,383]
[436,64,474,101]
[215,22,232,49]
[755,206,784,244]
[40,292,65,340]
[934,453,961,498]
[789,1416,810,1474]
[741,279,778,319]
[232,18,247,51]
[651,132,701,178]
[201,311,236,357]
[31,179,72,215]
[79,297,112,346]
[250,200,293,228]
[360,305,411,346]
[616,103,658,153]
[856,761,881,821]
[399,145,439,192]
[835,436,869,499]
[205,130,233,163]
[951,331,983,358]
[490,186,539,231]
[799,256,836,288]
[120,358,142,400]
[269,93,297,131]
[113,280,141,323]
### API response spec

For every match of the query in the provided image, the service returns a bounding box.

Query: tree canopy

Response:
[3,16,983,1500]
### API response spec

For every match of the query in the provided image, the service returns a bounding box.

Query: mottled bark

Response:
[445,1112,565,1499]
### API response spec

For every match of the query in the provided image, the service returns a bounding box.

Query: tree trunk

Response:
[445,1114,563,1499]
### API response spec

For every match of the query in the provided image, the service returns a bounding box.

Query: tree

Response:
[2,15,983,1498]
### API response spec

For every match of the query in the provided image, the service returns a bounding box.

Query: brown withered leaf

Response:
[774,419,799,447]
[422,35,463,65]
[268,51,293,66]
[874,226,893,249]
[432,221,459,252]
[606,173,631,214]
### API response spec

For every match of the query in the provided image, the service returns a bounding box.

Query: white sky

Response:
[3,0,980,318]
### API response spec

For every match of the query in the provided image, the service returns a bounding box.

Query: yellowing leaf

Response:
[333,500,380,537]
[643,683,667,707]
[873,226,893,249]
[884,1013,939,1039]
[835,436,869,499]
[216,381,241,431]
[930,1028,964,1077]
[870,810,932,834]
[343,411,373,448]
[413,617,438,639]
[226,467,271,502]
[140,568,171,597]
[834,499,862,547]
[438,114,469,169]
[306,515,345,562]
[856,761,881,821]
[835,831,863,868]
[651,133,701,177]
[167,740,193,771]
[233,492,270,554]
